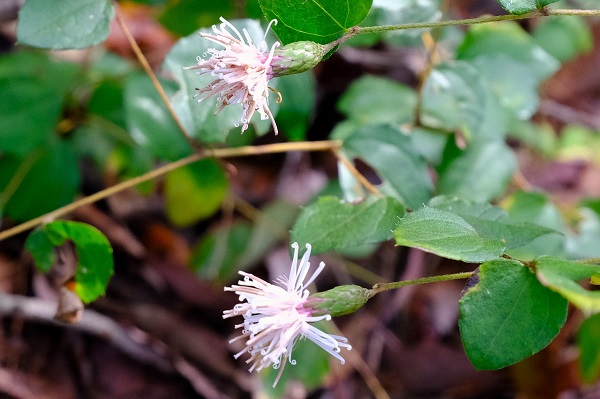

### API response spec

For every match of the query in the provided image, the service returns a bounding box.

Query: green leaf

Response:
[437,139,516,203]
[0,141,80,222]
[258,0,373,44]
[17,0,114,49]
[162,20,278,143]
[124,73,192,161]
[503,191,566,260]
[577,313,600,383]
[368,0,441,46]
[337,75,417,125]
[429,196,557,250]
[535,257,600,316]
[459,259,568,370]
[276,72,316,141]
[457,22,559,120]
[393,206,505,262]
[291,196,405,255]
[25,221,114,303]
[343,124,433,209]
[420,62,487,138]
[192,200,300,282]
[158,0,234,36]
[495,0,559,15]
[533,16,593,63]
[0,52,79,154]
[566,208,600,259]
[164,159,229,227]
[192,222,253,282]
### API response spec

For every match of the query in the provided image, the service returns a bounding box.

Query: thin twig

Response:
[0,140,341,242]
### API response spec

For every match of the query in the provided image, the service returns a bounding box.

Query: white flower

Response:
[223,242,351,387]
[183,17,280,134]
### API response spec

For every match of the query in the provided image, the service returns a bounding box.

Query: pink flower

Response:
[223,242,351,387]
[183,17,280,134]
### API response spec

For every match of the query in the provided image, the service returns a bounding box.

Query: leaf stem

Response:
[368,271,474,298]
[0,140,341,242]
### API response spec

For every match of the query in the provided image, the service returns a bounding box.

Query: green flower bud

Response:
[271,41,326,76]
[304,284,370,317]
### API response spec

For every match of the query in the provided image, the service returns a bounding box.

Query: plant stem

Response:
[327,8,600,49]
[0,140,341,242]
[368,271,474,298]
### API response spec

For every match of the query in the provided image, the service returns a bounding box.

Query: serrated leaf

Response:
[393,206,505,262]
[459,259,568,370]
[429,196,556,250]
[337,75,416,125]
[25,221,114,303]
[343,124,433,209]
[165,159,229,227]
[496,0,559,15]
[17,0,114,49]
[503,191,566,260]
[258,0,372,44]
[535,257,600,315]
[162,20,277,143]
[437,139,516,203]
[0,52,79,154]
[291,195,405,255]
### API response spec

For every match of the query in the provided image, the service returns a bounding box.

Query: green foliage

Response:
[291,196,405,255]
[577,313,600,383]
[459,259,568,369]
[192,200,300,281]
[17,0,114,49]
[124,73,192,161]
[258,0,373,44]
[25,221,114,303]
[337,75,417,126]
[429,196,557,250]
[0,142,81,222]
[458,22,559,120]
[535,257,600,315]
[394,206,505,262]
[164,159,229,227]
[533,16,593,62]
[496,0,559,15]
[0,52,79,154]
[343,125,433,209]
[437,139,516,203]
[420,62,488,139]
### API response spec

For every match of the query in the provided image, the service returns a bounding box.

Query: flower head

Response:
[183,17,280,134]
[184,17,326,135]
[223,242,351,387]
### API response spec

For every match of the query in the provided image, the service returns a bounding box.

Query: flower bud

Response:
[271,41,326,76]
[305,284,370,317]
